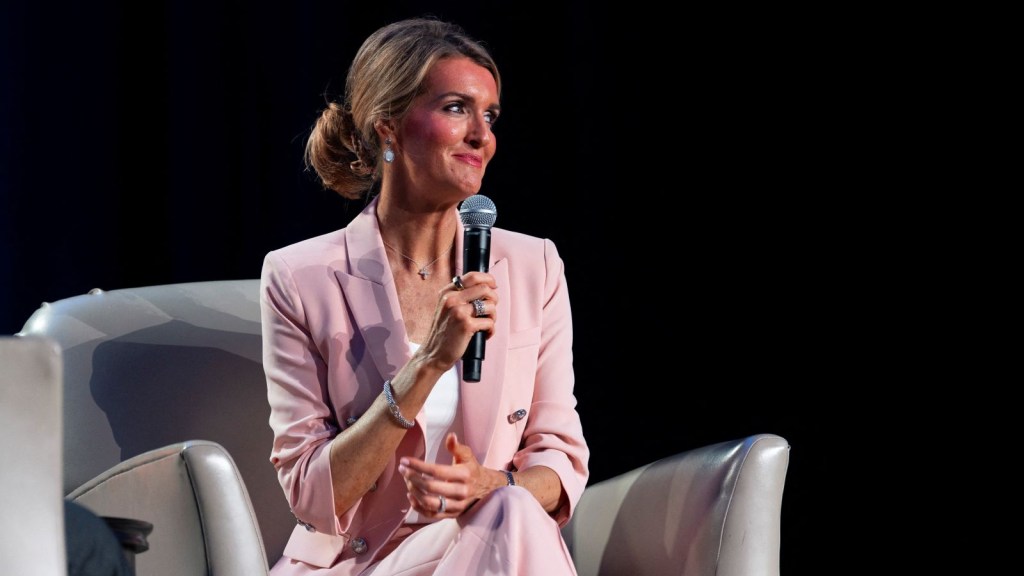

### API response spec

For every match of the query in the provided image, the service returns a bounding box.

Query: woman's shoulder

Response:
[268,227,348,254]
[492,227,556,252]
[264,228,348,265]
[492,227,563,262]
[267,198,376,263]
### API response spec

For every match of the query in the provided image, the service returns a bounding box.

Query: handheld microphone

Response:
[459,194,497,382]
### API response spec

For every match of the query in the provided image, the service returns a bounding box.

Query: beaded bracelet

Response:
[382,379,414,429]
[504,470,516,486]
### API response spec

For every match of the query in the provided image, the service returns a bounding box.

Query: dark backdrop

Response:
[2,2,860,573]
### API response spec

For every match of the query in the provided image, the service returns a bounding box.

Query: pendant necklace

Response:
[383,239,454,279]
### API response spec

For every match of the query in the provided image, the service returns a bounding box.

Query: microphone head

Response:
[459,195,497,229]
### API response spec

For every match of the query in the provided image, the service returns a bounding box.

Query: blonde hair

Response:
[304,17,501,199]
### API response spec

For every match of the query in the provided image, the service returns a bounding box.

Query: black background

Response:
[2,2,864,573]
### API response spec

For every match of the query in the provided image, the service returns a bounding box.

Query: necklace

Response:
[382,239,454,279]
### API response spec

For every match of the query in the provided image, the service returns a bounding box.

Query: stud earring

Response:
[384,138,395,163]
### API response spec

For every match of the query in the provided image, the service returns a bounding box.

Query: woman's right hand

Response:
[417,272,498,372]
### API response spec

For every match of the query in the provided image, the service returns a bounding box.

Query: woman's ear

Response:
[374,120,394,143]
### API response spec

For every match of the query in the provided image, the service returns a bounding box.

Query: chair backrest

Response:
[18,280,292,565]
[562,433,790,576]
[0,335,66,576]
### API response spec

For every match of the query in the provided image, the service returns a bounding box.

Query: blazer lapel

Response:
[333,197,412,383]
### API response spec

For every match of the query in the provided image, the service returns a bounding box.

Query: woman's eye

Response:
[443,102,497,126]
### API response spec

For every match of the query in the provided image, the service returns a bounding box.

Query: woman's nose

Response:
[466,115,492,147]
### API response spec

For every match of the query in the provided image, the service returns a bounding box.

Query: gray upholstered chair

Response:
[17,280,790,576]
[563,434,790,576]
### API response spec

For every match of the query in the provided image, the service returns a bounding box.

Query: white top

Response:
[405,342,461,524]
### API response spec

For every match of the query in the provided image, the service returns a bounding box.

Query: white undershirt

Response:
[405,342,462,524]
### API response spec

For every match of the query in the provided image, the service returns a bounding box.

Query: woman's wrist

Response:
[382,379,414,428]
[493,468,515,490]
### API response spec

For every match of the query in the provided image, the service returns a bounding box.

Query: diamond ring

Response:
[472,299,486,318]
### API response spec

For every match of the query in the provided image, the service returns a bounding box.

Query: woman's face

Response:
[392,56,500,202]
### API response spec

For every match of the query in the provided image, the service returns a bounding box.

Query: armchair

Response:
[17,280,790,576]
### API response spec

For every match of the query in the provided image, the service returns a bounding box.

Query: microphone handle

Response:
[462,227,491,382]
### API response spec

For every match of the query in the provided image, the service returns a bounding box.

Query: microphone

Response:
[459,194,497,382]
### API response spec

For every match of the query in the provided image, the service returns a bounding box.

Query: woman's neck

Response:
[376,198,459,262]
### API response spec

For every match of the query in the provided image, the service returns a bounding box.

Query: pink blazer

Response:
[260,196,590,575]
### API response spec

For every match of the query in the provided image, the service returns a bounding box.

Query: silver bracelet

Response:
[504,470,516,486]
[382,379,414,429]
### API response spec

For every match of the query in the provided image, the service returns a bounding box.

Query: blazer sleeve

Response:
[511,237,590,527]
[260,249,346,535]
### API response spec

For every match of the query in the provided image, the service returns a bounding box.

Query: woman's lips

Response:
[453,153,483,168]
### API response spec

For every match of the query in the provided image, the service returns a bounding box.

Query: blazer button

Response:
[508,409,527,423]
[350,537,368,555]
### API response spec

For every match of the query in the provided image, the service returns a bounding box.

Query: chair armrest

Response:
[563,433,790,576]
[69,440,269,576]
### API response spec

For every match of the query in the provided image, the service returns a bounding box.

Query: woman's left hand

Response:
[398,432,494,518]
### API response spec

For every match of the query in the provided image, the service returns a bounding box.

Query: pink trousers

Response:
[274,486,578,576]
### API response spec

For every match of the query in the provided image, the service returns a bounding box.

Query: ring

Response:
[452,276,465,290]
[437,494,447,514]
[472,299,486,318]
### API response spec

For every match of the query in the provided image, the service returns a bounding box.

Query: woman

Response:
[260,17,589,576]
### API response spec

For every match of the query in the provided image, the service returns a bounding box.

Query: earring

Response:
[384,138,395,163]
